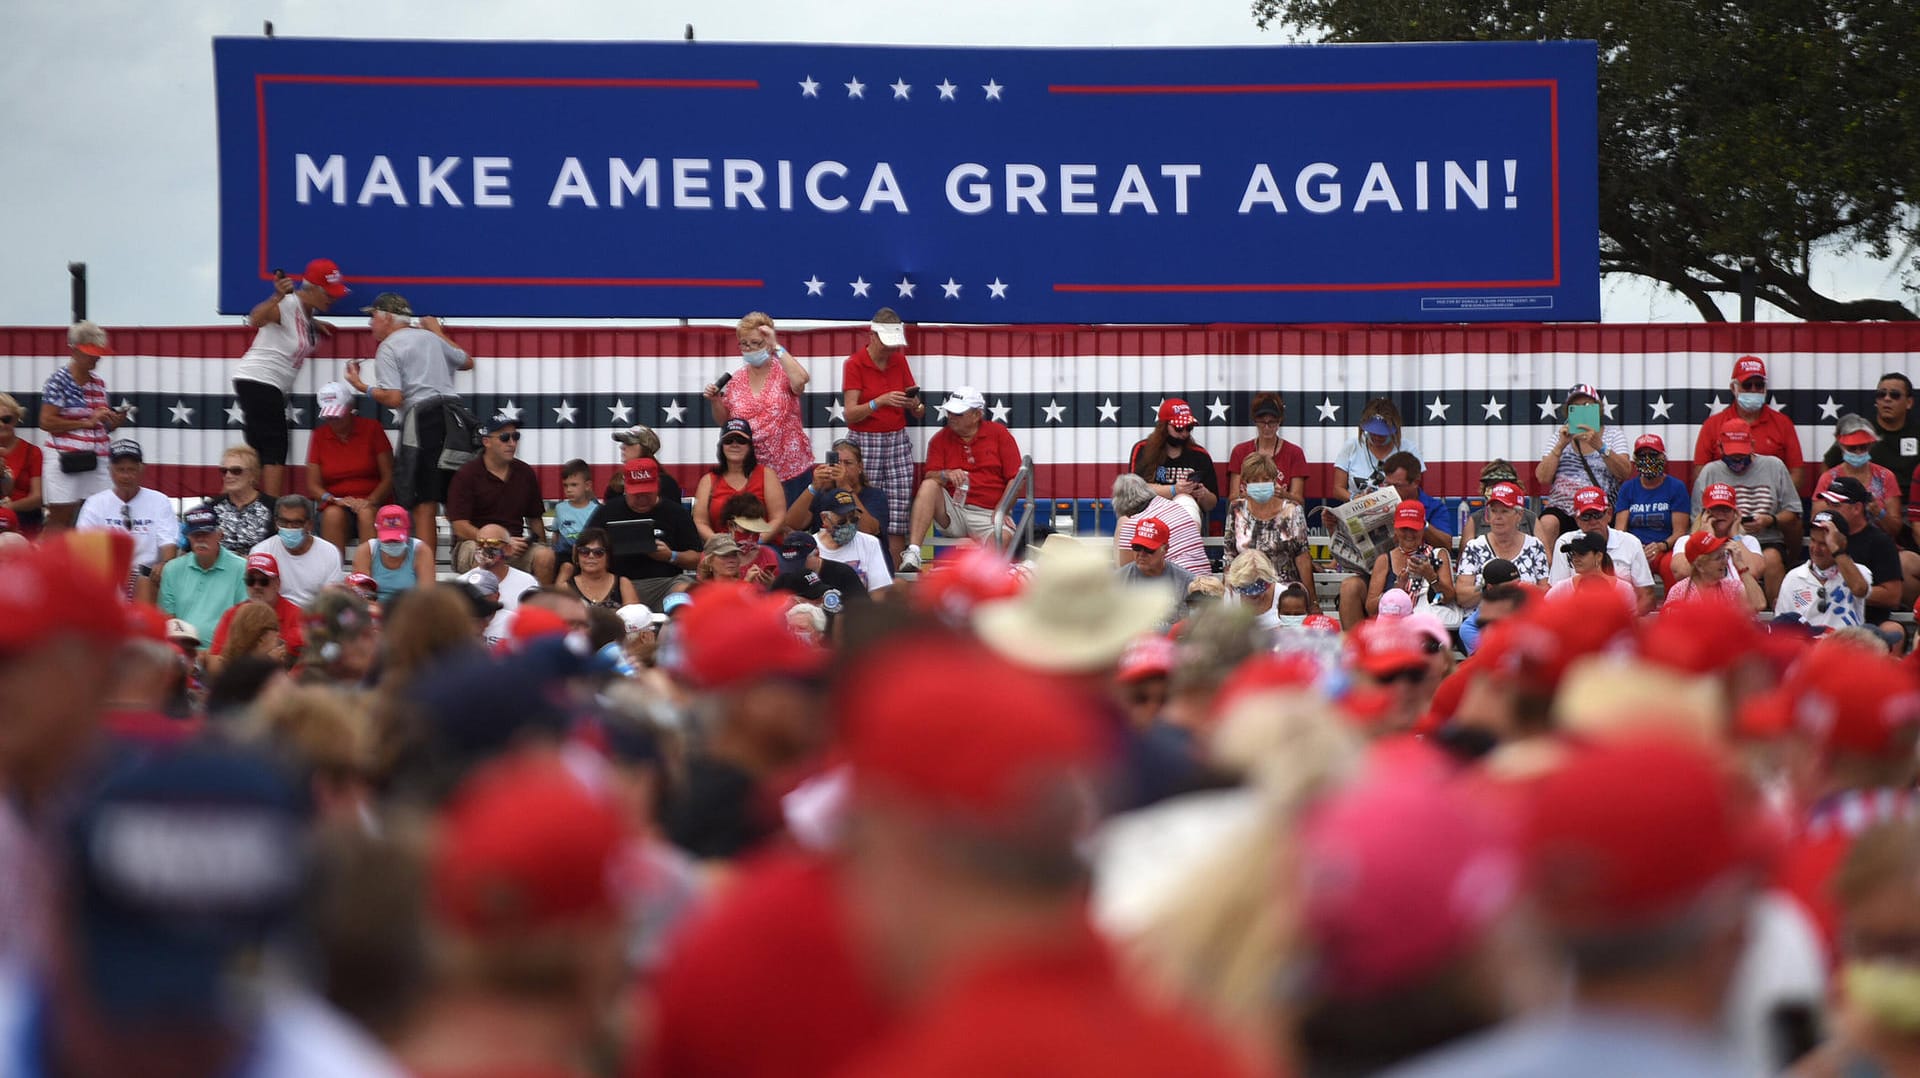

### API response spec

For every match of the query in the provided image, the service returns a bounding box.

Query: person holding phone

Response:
[235,258,346,497]
[705,311,815,505]
[1533,382,1631,552]
[38,321,124,531]
[842,308,927,561]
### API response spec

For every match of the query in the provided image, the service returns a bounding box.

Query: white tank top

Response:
[233,293,317,392]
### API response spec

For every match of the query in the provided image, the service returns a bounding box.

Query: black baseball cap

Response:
[1479,558,1520,588]
[1818,476,1873,505]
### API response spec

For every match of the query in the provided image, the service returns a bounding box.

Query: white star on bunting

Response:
[225,400,245,426]
[1316,398,1340,423]
[803,276,825,296]
[989,399,1012,424]
[890,78,911,100]
[936,79,957,100]
[1818,395,1842,420]
[982,78,1003,100]
[1427,396,1451,422]
[940,278,962,299]
[1704,394,1726,414]
[850,277,870,298]
[553,400,577,424]
[1206,398,1229,422]
[609,399,632,424]
[827,401,846,423]
[1768,396,1784,413]
[498,400,523,422]
[798,76,820,98]
[287,406,304,425]
[1536,395,1559,421]
[116,399,137,424]
[1600,396,1617,420]
[1481,396,1506,421]
[987,278,1008,299]
[844,77,865,99]
[168,400,193,425]
[1097,398,1120,423]
[662,400,686,424]
[1042,399,1066,423]
[895,277,915,299]
[1649,396,1674,420]
[386,409,400,425]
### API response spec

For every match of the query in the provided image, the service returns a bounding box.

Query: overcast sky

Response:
[1,0,1909,327]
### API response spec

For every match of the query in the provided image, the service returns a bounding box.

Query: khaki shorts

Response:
[938,488,1000,540]
[41,453,109,506]
[453,538,546,574]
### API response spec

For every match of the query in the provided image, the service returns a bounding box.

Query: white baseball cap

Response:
[870,320,908,349]
[617,603,665,632]
[940,385,986,416]
[317,381,355,420]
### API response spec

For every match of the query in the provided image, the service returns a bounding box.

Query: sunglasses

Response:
[245,575,274,587]
[1374,667,1426,686]
[1130,545,1156,556]
[221,466,248,476]
[476,541,506,552]
[1739,379,1768,391]
[493,432,521,443]
[1577,511,1608,522]
[577,546,607,557]
[1877,390,1907,399]
[0,416,16,426]
[722,437,751,447]
[1816,585,1830,615]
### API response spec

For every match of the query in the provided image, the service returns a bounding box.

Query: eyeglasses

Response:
[577,546,607,558]
[492,432,520,443]
[1374,667,1426,686]
[1577,511,1607,522]
[1130,545,1155,556]
[221,466,248,476]
[476,541,506,552]
[1739,379,1768,391]
[275,519,308,529]
[722,437,751,447]
[1816,585,1830,614]
[245,575,273,587]
[0,416,16,426]
[121,505,133,530]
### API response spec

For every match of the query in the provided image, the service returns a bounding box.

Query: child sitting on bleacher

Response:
[552,459,597,560]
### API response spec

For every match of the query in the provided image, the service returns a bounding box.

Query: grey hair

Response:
[276,493,316,520]
[1112,473,1155,517]
[68,321,109,349]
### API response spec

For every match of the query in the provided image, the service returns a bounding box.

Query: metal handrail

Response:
[991,455,1037,559]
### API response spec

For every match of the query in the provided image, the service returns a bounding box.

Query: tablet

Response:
[607,518,660,556]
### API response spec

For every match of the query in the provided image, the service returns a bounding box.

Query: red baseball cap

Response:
[1571,486,1609,515]
[124,603,171,643]
[375,504,411,542]
[1301,751,1520,999]
[1345,617,1429,678]
[245,552,280,579]
[1157,399,1196,429]
[910,542,1024,622]
[1703,483,1738,509]
[841,640,1109,826]
[1393,500,1428,531]
[1477,587,1635,694]
[1212,653,1322,720]
[431,752,631,936]
[1115,634,1176,683]
[1523,735,1769,928]
[1720,418,1754,451]
[1732,355,1767,382]
[506,606,573,650]
[1131,517,1171,552]
[623,457,661,495]
[1638,595,1762,677]
[1784,640,1920,758]
[303,258,349,299]
[668,583,826,690]
[1683,531,1729,556]
[1633,433,1666,455]
[1485,482,1525,509]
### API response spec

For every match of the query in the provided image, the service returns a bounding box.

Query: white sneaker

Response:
[899,545,923,572]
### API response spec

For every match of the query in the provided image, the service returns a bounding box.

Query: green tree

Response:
[1253,0,1920,320]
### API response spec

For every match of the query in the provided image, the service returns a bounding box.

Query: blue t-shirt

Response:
[1614,476,1690,546]
[552,499,598,555]
[1418,489,1459,538]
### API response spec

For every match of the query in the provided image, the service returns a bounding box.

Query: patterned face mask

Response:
[1635,456,1665,480]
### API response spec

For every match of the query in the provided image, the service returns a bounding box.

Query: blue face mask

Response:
[379,539,409,558]
[830,522,858,545]
[743,348,772,368]
[278,526,307,548]
[1736,392,1767,412]
[1844,449,1873,468]
[1723,455,1752,475]
[1245,481,1277,503]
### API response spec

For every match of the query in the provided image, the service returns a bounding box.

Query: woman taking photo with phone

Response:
[704,311,815,504]
[1534,382,1631,551]
[39,321,124,530]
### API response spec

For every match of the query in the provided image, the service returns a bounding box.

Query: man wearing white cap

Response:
[306,380,394,554]
[902,385,1022,571]
[840,308,927,562]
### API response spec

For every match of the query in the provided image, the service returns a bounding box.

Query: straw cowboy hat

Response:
[973,537,1176,673]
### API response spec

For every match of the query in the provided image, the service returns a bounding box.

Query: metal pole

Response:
[1739,257,1757,322]
[68,262,87,323]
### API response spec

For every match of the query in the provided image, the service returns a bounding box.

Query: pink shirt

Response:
[723,365,814,482]
[1665,575,1751,607]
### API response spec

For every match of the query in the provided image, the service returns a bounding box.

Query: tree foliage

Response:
[1252,0,1920,320]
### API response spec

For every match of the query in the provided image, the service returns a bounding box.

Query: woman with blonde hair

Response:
[1224,454,1313,589]
[204,444,277,554]
[702,310,815,503]
[0,392,45,532]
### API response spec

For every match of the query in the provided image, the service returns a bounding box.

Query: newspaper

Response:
[1316,485,1404,573]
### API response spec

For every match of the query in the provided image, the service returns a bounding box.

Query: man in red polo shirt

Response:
[1694,355,1807,490]
[902,387,1023,572]
[840,308,928,561]
[305,381,393,555]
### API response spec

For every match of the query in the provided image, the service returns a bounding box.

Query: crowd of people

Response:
[3,264,1920,1075]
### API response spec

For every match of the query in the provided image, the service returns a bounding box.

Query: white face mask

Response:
[742,348,772,368]
[1275,613,1308,628]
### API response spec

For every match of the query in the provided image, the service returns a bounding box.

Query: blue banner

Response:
[213,38,1599,323]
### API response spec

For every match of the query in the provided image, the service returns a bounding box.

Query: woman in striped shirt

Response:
[38,321,125,530]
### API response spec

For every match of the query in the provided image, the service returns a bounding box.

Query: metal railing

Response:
[991,455,1037,558]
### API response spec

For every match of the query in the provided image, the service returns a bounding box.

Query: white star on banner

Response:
[287,406,304,425]
[850,277,870,298]
[662,400,686,424]
[1042,399,1066,423]
[1649,396,1674,420]
[844,77,865,99]
[936,79,957,100]
[890,78,911,100]
[1705,394,1726,414]
[895,277,916,299]
[116,399,136,424]
[1481,396,1506,421]
[1536,395,1559,421]
[1206,398,1230,422]
[1768,396,1784,413]
[987,278,1008,299]
[798,76,820,98]
[1818,395,1842,420]
[225,400,245,426]
[1427,396,1451,422]
[609,399,632,424]
[803,276,825,296]
[982,78,1003,100]
[1316,398,1340,423]
[553,400,577,424]
[1600,396,1617,420]
[941,278,962,299]
[1097,398,1120,423]
[385,409,400,425]
[498,400,523,422]
[168,400,193,425]
[989,399,1012,424]
[827,401,846,423]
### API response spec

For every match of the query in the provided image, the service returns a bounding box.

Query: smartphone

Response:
[1567,402,1601,436]
[713,371,733,392]
[1741,514,1756,524]
[905,386,920,398]
[825,449,839,466]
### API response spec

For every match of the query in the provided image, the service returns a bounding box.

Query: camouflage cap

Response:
[359,292,413,316]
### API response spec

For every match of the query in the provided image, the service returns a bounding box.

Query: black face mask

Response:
[1166,428,1189,444]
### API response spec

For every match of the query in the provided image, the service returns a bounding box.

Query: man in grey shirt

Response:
[1116,518,1196,596]
[344,292,472,561]
[1690,418,1800,603]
